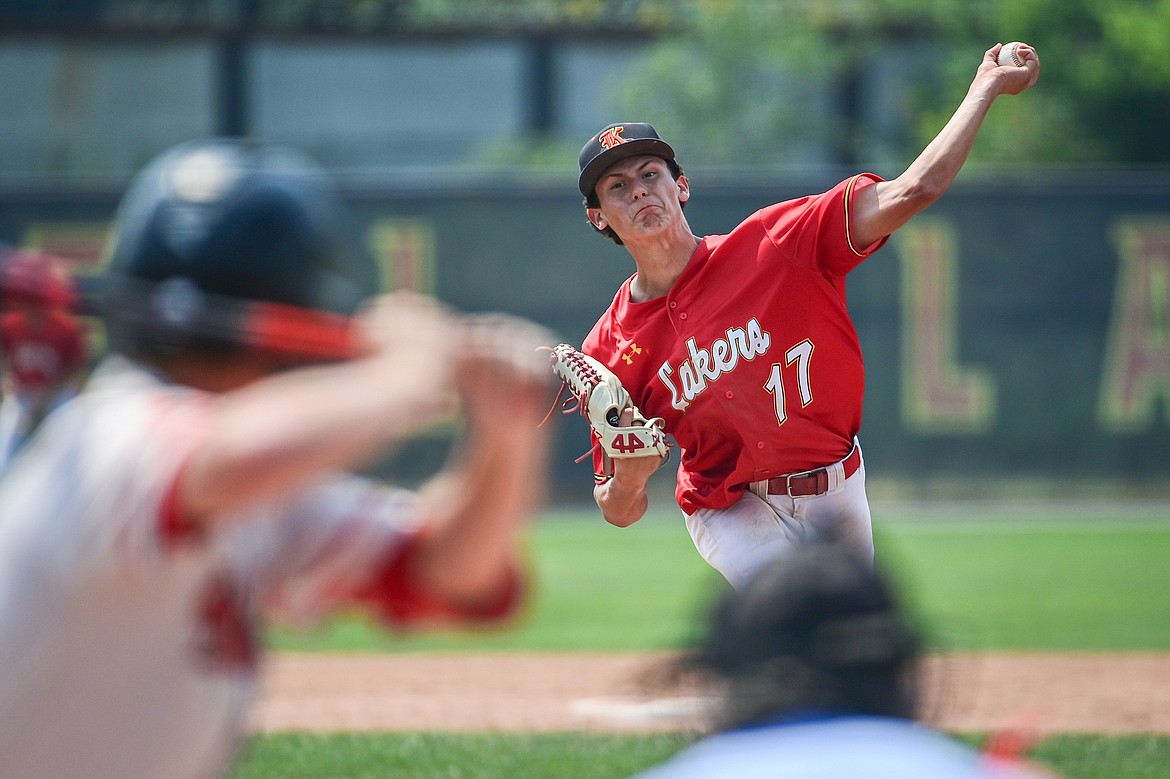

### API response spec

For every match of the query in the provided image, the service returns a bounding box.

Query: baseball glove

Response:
[544,343,669,463]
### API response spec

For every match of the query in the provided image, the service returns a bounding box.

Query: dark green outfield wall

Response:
[4,170,1169,499]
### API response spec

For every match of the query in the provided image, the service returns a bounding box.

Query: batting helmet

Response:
[101,138,376,360]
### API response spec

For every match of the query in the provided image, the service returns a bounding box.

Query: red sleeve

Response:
[157,457,205,551]
[842,172,890,259]
[352,528,527,627]
[149,394,215,552]
[760,172,889,277]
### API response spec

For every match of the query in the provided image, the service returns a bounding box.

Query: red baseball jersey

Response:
[582,174,888,513]
[0,309,87,394]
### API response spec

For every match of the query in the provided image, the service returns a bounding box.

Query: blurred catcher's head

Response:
[691,539,922,730]
[101,137,375,362]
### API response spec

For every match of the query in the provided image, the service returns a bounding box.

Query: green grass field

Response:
[229,733,1170,779]
[232,503,1170,779]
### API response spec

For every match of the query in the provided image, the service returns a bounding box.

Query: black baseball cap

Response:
[577,122,677,200]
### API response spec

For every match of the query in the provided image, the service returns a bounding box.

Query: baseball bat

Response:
[2,248,359,361]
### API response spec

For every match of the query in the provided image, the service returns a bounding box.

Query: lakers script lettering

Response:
[657,318,771,411]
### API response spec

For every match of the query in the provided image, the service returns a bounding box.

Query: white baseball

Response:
[997,41,1026,67]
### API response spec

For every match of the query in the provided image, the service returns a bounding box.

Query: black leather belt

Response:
[765,446,861,497]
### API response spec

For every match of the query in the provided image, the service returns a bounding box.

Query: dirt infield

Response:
[249,651,1170,735]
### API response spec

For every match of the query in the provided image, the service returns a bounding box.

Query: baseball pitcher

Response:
[563,43,1040,588]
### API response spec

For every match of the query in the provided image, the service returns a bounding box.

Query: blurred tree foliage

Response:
[0,0,681,34]
[4,0,1166,166]
[614,0,1170,168]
